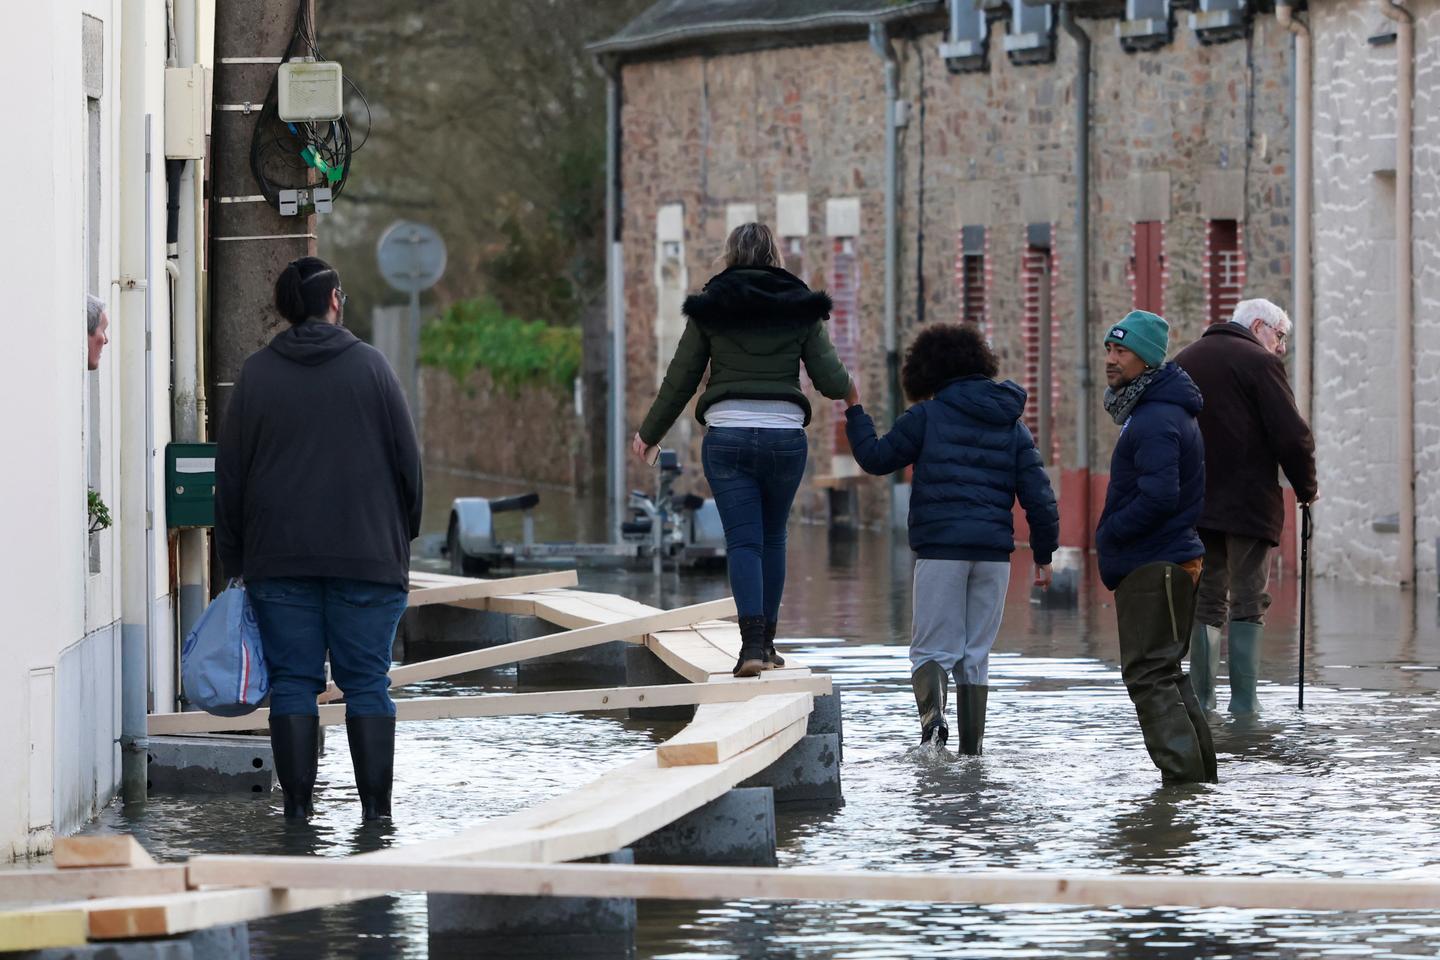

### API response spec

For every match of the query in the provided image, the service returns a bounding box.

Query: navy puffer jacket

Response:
[1096,362,1206,590]
[845,377,1059,565]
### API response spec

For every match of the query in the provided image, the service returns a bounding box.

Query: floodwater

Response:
[86,467,1440,958]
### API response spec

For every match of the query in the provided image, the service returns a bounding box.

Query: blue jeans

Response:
[247,577,407,718]
[702,428,808,621]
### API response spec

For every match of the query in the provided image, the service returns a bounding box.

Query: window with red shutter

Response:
[1022,223,1058,463]
[956,225,987,331]
[1206,220,1245,326]
[1131,220,1165,315]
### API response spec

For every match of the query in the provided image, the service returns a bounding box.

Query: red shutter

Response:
[1133,221,1165,314]
[1206,220,1244,325]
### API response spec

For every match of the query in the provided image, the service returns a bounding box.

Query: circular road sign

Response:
[377,221,447,294]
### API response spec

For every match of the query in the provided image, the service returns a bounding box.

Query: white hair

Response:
[1229,298,1291,336]
[86,295,107,335]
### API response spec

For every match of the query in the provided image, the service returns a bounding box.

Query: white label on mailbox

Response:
[176,458,215,474]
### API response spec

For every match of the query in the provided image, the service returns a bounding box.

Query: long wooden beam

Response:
[0,866,187,906]
[184,857,1440,913]
[406,570,579,608]
[657,694,813,767]
[317,597,737,701]
[149,674,831,736]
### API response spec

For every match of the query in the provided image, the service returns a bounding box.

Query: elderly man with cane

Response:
[1096,310,1218,784]
[1174,299,1317,717]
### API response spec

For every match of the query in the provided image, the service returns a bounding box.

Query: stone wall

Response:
[1311,0,1440,582]
[619,14,1294,527]
[421,366,583,490]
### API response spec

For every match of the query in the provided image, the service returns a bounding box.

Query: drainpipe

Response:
[1377,0,1414,585]
[1277,0,1313,426]
[602,56,626,543]
[1060,5,1092,548]
[869,23,901,426]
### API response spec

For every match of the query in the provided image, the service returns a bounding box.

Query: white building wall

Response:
[0,0,175,858]
[1311,0,1440,583]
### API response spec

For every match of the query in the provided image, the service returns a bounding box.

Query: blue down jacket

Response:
[845,376,1059,565]
[1096,362,1207,590]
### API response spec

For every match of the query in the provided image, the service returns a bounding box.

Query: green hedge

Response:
[419,298,581,393]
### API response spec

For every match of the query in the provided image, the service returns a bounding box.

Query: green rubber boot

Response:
[911,660,949,746]
[1188,622,1221,713]
[1227,620,1264,716]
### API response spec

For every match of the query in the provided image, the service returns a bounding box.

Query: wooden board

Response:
[657,694,813,767]
[149,675,832,736]
[316,598,738,700]
[53,836,155,870]
[37,716,810,943]
[183,857,1440,913]
[0,866,186,904]
[405,571,578,608]
[0,909,89,950]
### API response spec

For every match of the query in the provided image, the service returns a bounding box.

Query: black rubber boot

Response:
[733,616,769,678]
[269,715,319,820]
[763,620,785,670]
[910,661,949,746]
[954,681,989,756]
[346,716,396,821]
[1115,562,1217,785]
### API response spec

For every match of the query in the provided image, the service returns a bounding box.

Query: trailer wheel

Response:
[447,516,490,576]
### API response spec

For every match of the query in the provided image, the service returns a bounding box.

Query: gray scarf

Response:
[1103,366,1160,425]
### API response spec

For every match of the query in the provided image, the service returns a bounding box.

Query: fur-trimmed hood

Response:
[682,265,832,329]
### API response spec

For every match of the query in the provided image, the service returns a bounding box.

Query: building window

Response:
[1130,220,1166,316]
[1205,219,1245,325]
[829,237,860,456]
[1004,0,1055,64]
[956,225,989,337]
[1021,224,1059,463]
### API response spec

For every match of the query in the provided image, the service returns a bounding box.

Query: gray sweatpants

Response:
[910,559,1012,684]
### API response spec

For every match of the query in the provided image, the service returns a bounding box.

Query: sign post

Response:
[376,221,447,430]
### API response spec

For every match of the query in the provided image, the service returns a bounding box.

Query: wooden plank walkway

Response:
[5,573,822,948]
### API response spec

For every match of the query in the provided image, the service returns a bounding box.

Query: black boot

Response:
[763,620,785,669]
[733,616,769,678]
[269,715,318,820]
[954,679,989,756]
[910,661,949,746]
[346,716,396,821]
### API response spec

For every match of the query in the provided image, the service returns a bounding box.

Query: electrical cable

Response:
[247,0,370,211]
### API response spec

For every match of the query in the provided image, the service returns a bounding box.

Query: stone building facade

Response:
[1310,0,1440,583]
[599,0,1297,552]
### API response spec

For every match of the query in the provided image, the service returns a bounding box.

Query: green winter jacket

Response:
[638,265,853,446]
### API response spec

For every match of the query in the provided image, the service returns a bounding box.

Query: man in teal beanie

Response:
[1096,309,1217,784]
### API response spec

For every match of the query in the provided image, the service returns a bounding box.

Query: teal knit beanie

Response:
[1104,310,1170,368]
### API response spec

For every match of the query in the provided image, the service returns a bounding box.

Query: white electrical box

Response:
[164,65,208,159]
[277,61,344,122]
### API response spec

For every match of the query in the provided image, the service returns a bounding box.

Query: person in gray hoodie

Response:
[215,256,422,823]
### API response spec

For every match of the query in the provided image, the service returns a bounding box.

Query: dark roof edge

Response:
[588,2,943,58]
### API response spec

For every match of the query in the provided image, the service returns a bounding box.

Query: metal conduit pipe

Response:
[1377,0,1415,585]
[869,22,901,426]
[1277,0,1313,426]
[1060,4,1093,547]
[602,56,627,543]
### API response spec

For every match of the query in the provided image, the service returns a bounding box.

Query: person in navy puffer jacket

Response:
[846,323,1058,755]
[1096,309,1217,786]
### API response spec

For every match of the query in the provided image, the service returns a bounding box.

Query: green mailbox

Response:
[166,442,217,528]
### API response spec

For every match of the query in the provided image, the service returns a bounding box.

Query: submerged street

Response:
[84,474,1440,959]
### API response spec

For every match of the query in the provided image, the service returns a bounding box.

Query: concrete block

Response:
[624,645,694,721]
[428,850,634,958]
[632,787,776,867]
[740,733,842,808]
[806,691,843,741]
[395,607,544,664]
[147,735,273,795]
[517,634,627,687]
[6,923,249,960]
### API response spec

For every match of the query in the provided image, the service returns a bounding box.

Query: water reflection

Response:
[81,472,1440,958]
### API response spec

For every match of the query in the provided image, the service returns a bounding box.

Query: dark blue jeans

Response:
[702,428,808,621]
[247,577,407,718]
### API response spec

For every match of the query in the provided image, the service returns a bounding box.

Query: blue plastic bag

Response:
[181,580,270,717]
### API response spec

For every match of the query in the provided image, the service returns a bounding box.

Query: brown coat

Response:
[1173,323,1317,546]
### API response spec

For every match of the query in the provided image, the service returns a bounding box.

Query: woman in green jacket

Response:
[633,223,858,677]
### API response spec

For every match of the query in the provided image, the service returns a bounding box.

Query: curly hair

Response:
[901,323,999,402]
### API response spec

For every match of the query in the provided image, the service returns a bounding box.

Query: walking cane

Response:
[1298,503,1313,710]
